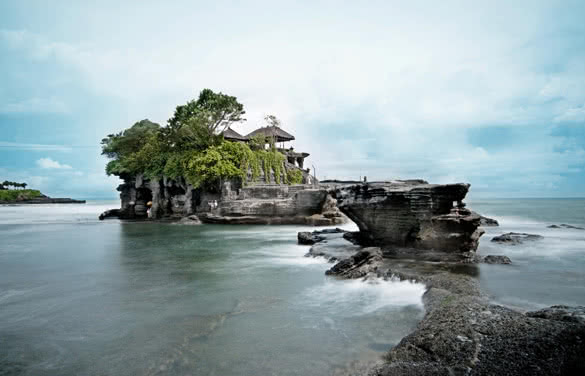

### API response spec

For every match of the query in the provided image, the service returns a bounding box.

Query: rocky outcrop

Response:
[332,181,484,261]
[482,255,512,264]
[548,224,585,230]
[491,232,543,244]
[477,214,499,227]
[109,174,347,226]
[308,230,585,375]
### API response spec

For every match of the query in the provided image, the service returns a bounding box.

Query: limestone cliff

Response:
[110,173,346,226]
[331,180,483,260]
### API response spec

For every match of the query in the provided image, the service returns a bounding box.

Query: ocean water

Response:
[469,198,585,310]
[0,201,424,376]
[1,199,583,375]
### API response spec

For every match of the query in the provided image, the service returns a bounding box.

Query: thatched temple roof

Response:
[246,126,295,143]
[222,127,249,142]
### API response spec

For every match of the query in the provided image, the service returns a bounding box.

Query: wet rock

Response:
[478,214,499,227]
[373,296,585,376]
[325,247,383,278]
[491,232,543,244]
[548,224,585,230]
[177,215,201,225]
[342,231,363,245]
[526,305,585,324]
[332,181,484,261]
[317,227,584,375]
[297,231,325,245]
[99,209,120,220]
[482,255,512,264]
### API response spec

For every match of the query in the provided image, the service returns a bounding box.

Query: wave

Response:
[299,278,425,317]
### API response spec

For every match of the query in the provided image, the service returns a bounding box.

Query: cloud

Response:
[36,157,72,169]
[0,142,72,152]
[1,1,585,197]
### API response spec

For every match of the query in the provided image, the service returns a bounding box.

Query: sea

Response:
[0,198,584,375]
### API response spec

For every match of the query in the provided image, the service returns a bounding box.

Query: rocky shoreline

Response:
[301,229,585,375]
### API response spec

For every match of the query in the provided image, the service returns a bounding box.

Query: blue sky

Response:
[1,0,584,198]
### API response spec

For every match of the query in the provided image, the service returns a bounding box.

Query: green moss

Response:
[287,169,303,185]
[0,189,42,201]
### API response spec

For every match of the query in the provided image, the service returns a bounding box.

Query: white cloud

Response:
[36,157,72,169]
[2,1,585,197]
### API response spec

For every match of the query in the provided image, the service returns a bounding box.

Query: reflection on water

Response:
[0,204,424,376]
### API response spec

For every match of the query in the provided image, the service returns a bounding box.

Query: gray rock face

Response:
[114,175,346,226]
[491,232,543,244]
[332,181,484,260]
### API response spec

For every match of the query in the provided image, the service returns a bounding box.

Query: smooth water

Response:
[0,202,425,376]
[469,198,585,310]
[2,199,583,375]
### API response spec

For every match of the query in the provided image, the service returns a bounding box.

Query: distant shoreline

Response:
[0,189,85,204]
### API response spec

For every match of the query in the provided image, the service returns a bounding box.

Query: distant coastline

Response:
[0,188,85,205]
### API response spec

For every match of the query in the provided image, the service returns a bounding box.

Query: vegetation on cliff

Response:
[102,89,300,188]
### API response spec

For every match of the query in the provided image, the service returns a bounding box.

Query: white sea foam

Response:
[300,278,426,317]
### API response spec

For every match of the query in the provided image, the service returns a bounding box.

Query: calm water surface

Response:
[0,202,424,376]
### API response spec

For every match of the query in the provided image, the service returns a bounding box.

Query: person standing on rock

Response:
[146,201,153,218]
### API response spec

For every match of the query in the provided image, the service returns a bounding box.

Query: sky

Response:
[1,0,584,199]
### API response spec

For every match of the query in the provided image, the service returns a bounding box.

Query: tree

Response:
[22,182,27,189]
[101,119,161,160]
[264,114,281,128]
[167,89,246,137]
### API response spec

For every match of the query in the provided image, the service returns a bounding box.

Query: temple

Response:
[222,125,310,170]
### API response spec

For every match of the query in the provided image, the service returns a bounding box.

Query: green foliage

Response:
[101,119,160,160]
[255,149,285,183]
[102,89,299,188]
[287,169,303,185]
[167,88,245,136]
[1,180,28,189]
[0,189,42,201]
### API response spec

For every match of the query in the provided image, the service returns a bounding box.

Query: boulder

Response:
[477,213,499,226]
[297,231,325,245]
[482,255,512,264]
[99,209,120,220]
[325,247,383,278]
[548,224,585,230]
[491,232,543,244]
